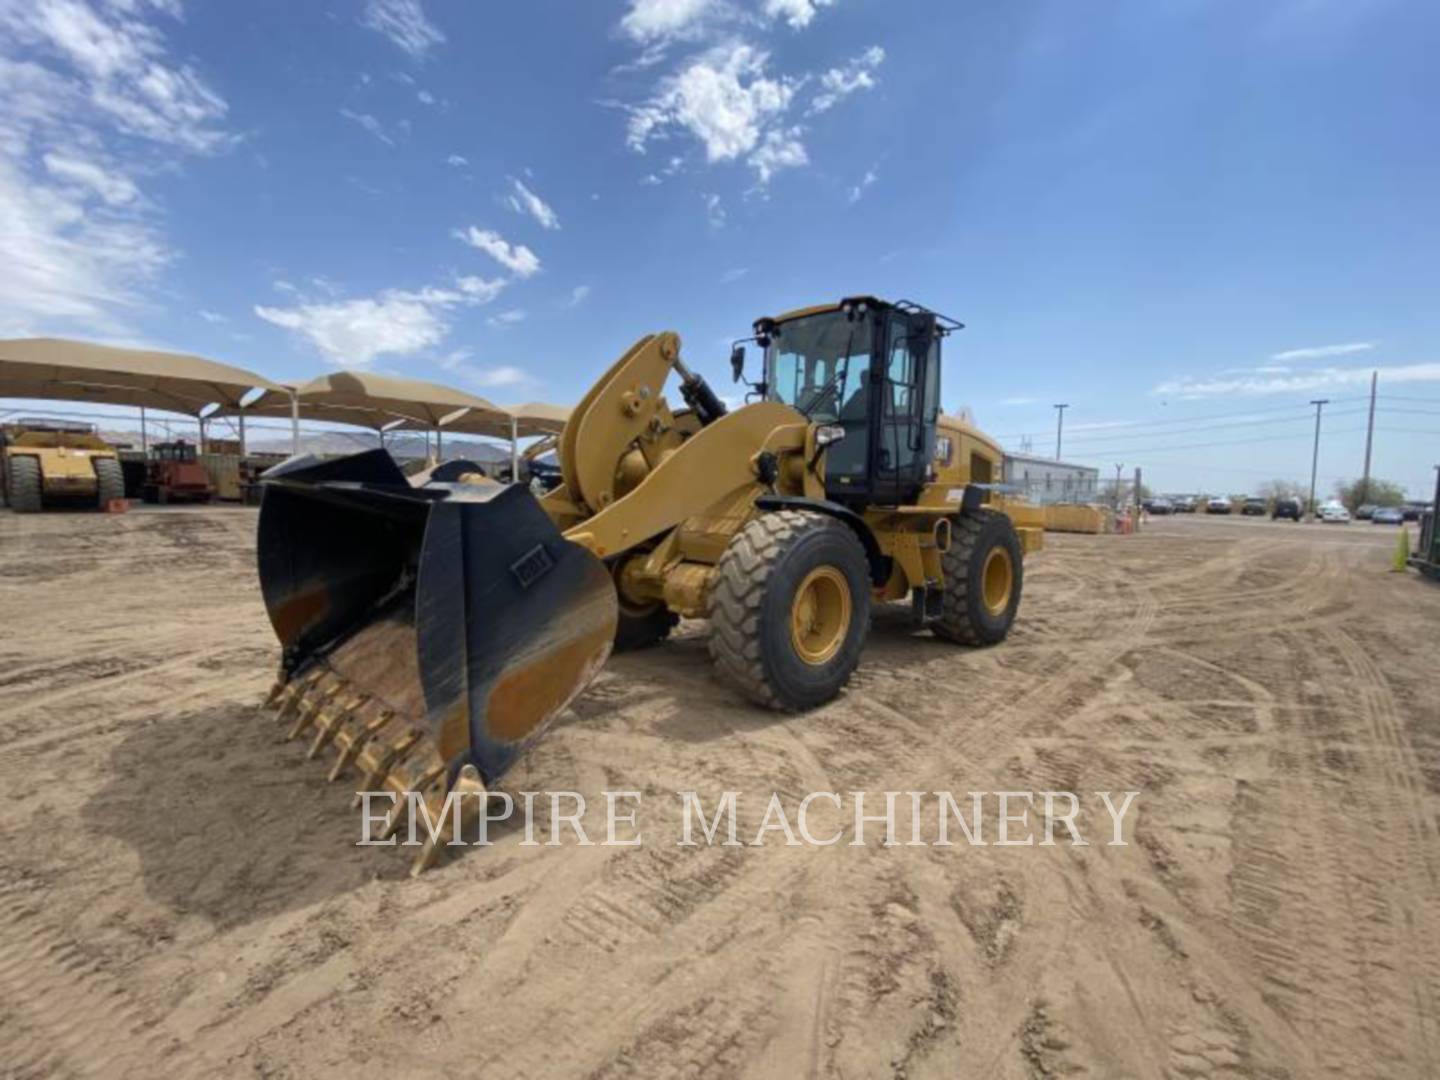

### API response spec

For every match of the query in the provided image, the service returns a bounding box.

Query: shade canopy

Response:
[0,337,284,416]
[231,370,509,432]
[508,402,570,436]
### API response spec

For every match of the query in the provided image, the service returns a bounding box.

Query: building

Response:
[1003,452,1100,505]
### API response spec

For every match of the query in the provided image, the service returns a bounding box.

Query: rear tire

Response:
[709,510,870,710]
[8,456,43,513]
[94,458,124,507]
[933,509,1023,646]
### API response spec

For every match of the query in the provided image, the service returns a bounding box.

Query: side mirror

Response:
[730,345,746,384]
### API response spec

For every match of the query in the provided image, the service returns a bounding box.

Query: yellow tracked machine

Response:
[258,297,1041,870]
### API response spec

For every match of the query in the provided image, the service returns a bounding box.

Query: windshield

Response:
[764,310,873,423]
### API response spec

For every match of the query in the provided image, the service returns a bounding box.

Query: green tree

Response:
[1257,478,1306,501]
[1334,478,1406,511]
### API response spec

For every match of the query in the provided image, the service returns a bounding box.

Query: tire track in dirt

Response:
[0,892,199,1079]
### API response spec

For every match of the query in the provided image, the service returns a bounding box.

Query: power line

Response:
[1052,407,1368,446]
[988,398,1369,443]
[1062,426,1370,460]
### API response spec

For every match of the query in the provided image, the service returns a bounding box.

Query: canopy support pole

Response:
[197,416,205,455]
[238,411,246,456]
[436,427,442,462]
[140,407,148,453]
[289,390,300,456]
[510,415,519,483]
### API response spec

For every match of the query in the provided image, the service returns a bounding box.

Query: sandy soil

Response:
[2,506,1438,1079]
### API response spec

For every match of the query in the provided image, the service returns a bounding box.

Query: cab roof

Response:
[763,296,887,325]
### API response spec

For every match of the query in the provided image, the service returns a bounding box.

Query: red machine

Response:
[143,441,214,504]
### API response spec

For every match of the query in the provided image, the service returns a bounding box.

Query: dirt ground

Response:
[2,505,1438,1079]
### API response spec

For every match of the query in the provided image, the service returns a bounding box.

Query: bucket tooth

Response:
[307,691,369,760]
[378,760,448,842]
[286,680,341,742]
[262,677,286,710]
[411,764,487,877]
[351,728,423,809]
[273,669,328,724]
[327,706,396,782]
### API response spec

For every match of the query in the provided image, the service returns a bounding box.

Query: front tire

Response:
[709,510,871,710]
[933,509,1023,646]
[614,603,678,652]
[94,458,124,507]
[8,456,43,513]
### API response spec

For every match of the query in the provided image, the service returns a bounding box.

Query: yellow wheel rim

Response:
[981,547,1014,617]
[789,566,851,666]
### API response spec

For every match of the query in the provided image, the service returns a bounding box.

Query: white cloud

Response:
[620,0,717,43]
[639,172,662,185]
[748,126,806,183]
[471,364,528,386]
[417,89,436,106]
[762,0,834,30]
[198,308,227,324]
[568,284,591,306]
[436,350,535,391]
[486,309,526,328]
[999,396,1038,406]
[2,1,232,153]
[255,278,499,366]
[42,152,138,205]
[702,191,725,228]
[456,275,507,304]
[846,166,877,203]
[720,267,748,283]
[340,108,396,146]
[1154,362,1440,399]
[506,177,560,230]
[454,226,541,277]
[628,43,801,182]
[1270,341,1375,362]
[0,0,231,333]
[361,0,445,61]
[446,153,468,166]
[810,45,884,114]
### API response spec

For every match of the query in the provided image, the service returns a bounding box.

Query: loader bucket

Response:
[256,450,616,871]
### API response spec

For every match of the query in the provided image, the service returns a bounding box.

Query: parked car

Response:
[1148,497,1174,515]
[1355,504,1377,520]
[1241,497,1267,516]
[1171,496,1197,513]
[1402,502,1426,521]
[1318,501,1351,524]
[1272,496,1303,521]
[1372,506,1405,525]
[1206,496,1232,514]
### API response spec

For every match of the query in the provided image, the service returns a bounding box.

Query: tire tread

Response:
[708,510,867,709]
[8,456,43,513]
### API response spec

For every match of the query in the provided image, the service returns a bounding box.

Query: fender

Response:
[753,494,890,586]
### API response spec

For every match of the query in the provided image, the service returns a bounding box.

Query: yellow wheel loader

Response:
[1,419,125,512]
[257,296,1041,871]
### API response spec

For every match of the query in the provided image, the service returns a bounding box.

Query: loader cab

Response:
[756,297,951,509]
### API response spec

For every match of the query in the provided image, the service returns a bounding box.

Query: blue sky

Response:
[2,0,1438,495]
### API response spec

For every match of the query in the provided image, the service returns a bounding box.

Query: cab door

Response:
[871,311,935,505]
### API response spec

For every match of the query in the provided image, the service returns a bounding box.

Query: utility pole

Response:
[1053,403,1069,460]
[1307,399,1329,520]
[1114,462,1124,512]
[1360,370,1377,506]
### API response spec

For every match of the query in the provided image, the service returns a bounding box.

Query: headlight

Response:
[815,424,846,448]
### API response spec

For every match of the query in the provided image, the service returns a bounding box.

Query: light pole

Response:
[1307,399,1329,520]
[1053,403,1069,460]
